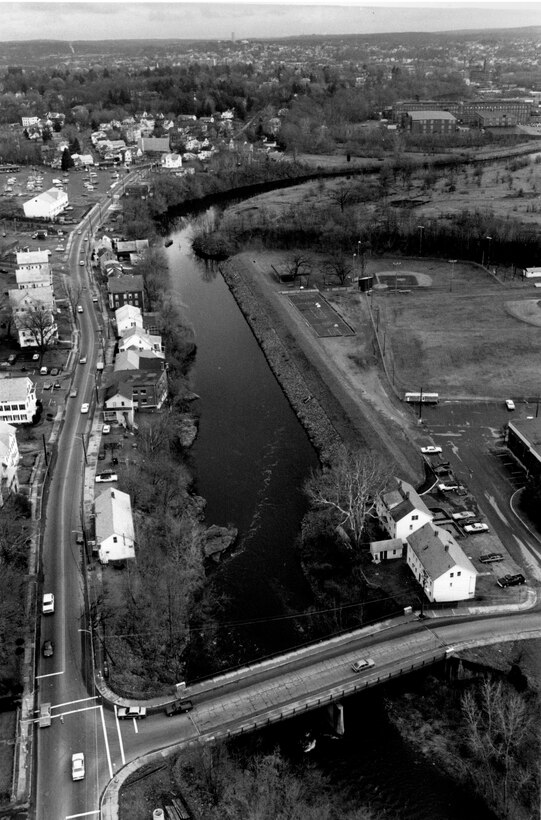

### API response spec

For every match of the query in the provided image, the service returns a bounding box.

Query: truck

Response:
[96,361,104,372]
[117,705,147,720]
[38,703,52,728]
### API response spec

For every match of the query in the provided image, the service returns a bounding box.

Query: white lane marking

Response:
[133,717,139,734]
[484,492,509,525]
[36,670,64,679]
[114,706,126,766]
[66,811,100,818]
[53,696,98,709]
[100,705,114,780]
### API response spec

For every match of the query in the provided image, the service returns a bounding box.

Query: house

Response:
[118,326,164,356]
[376,478,433,540]
[0,377,37,424]
[21,116,40,128]
[107,275,145,311]
[23,187,68,220]
[9,286,58,348]
[16,250,52,288]
[115,304,143,336]
[114,350,164,372]
[115,239,149,261]
[94,487,135,565]
[369,537,405,564]
[407,522,477,603]
[106,368,168,411]
[162,153,182,169]
[0,420,20,502]
[103,383,135,427]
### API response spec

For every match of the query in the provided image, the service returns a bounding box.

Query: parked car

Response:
[165,699,194,717]
[95,472,118,483]
[479,553,504,563]
[117,706,147,720]
[53,382,61,390]
[79,356,87,365]
[464,522,489,534]
[71,753,85,781]
[39,366,48,375]
[7,353,17,364]
[77,305,83,313]
[43,382,52,390]
[42,640,54,657]
[505,399,515,411]
[80,403,89,414]
[32,353,40,361]
[421,445,442,455]
[50,367,59,376]
[42,593,54,615]
[451,511,476,520]
[79,261,84,266]
[497,574,525,587]
[102,424,111,434]
[38,702,52,728]
[351,658,375,673]
[69,388,78,398]
[438,483,459,492]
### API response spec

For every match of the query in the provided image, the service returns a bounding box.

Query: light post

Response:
[393,261,401,295]
[417,225,425,256]
[486,235,492,267]
[449,259,457,292]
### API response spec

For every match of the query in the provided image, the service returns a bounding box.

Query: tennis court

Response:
[287,290,355,338]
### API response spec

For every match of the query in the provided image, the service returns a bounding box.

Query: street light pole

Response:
[393,261,401,295]
[449,259,457,292]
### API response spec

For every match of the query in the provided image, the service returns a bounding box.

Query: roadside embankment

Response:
[220,258,342,464]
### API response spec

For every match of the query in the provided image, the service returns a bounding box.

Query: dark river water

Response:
[166,216,497,820]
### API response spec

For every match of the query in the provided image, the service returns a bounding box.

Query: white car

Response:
[79,260,85,266]
[80,403,89,414]
[102,424,111,434]
[95,472,118,483]
[464,522,489,534]
[351,658,375,673]
[438,483,459,492]
[421,445,442,455]
[77,305,83,313]
[42,593,55,615]
[505,399,515,411]
[71,753,85,781]
[79,356,87,365]
[451,511,476,520]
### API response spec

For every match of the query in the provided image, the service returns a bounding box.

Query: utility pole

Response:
[417,224,425,256]
[419,386,423,421]
[393,261,401,295]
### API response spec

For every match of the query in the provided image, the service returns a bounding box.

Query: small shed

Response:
[369,537,405,564]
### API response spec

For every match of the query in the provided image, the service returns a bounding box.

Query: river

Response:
[166,215,497,820]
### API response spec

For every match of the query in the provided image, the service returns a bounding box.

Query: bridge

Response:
[100,608,541,818]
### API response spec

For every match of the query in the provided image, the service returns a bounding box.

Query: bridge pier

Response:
[326,701,344,736]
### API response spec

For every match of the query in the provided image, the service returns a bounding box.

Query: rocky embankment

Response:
[220,258,342,464]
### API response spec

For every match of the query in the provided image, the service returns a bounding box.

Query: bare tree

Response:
[284,253,312,283]
[325,254,353,286]
[17,304,57,352]
[305,447,392,549]
[328,182,354,213]
[461,679,537,816]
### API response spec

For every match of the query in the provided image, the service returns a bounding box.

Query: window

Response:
[113,536,117,543]
[412,514,419,521]
[457,571,461,576]
[450,572,454,578]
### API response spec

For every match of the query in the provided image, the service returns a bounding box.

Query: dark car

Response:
[479,553,504,563]
[165,699,194,717]
[42,640,54,657]
[497,574,526,588]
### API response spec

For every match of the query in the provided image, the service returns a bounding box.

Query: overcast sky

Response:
[2,1,541,41]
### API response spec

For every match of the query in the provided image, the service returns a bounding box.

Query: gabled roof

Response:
[95,487,134,544]
[408,522,477,580]
[108,274,144,293]
[381,478,432,523]
[115,303,142,323]
[16,250,50,266]
[104,381,133,402]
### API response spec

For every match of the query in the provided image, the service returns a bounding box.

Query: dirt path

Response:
[223,251,423,482]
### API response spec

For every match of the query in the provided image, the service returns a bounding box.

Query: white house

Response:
[22,116,40,127]
[0,377,37,424]
[115,304,143,336]
[376,478,433,540]
[23,187,68,220]
[118,326,164,356]
[103,383,135,427]
[94,487,135,565]
[407,522,477,603]
[16,249,52,289]
[9,286,58,348]
[0,420,20,501]
[162,153,183,169]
